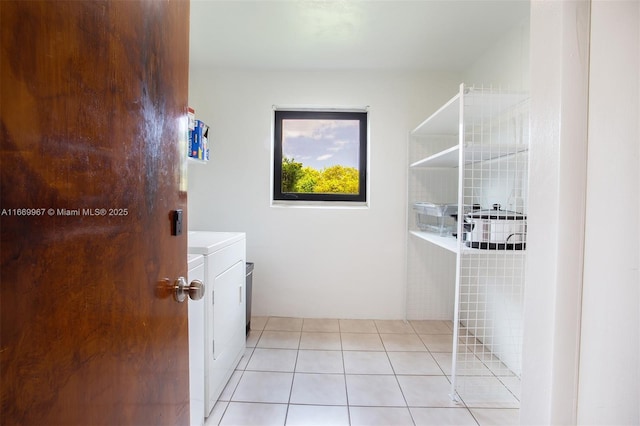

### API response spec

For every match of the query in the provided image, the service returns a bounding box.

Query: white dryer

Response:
[188,231,246,417]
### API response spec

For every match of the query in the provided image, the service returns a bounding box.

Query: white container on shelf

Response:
[412,202,457,236]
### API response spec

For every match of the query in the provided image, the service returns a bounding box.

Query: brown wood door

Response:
[1,1,191,424]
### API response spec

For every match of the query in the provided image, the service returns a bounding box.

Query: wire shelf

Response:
[406,84,529,408]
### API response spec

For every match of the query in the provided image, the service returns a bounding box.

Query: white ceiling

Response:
[189,0,530,71]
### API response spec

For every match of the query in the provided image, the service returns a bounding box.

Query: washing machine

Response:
[188,231,246,417]
[187,254,205,426]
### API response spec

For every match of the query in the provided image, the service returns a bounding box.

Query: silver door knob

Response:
[174,277,205,302]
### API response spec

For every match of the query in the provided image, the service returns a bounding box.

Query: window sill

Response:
[270,200,369,209]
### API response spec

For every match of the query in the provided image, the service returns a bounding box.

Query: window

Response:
[273,109,368,202]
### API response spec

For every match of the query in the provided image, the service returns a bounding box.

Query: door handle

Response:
[174,277,204,302]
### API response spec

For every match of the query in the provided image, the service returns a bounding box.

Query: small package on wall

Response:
[193,119,209,161]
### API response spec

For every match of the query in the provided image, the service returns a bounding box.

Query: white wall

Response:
[522,1,640,425]
[521,1,591,423]
[187,69,461,319]
[463,18,530,91]
[577,1,640,423]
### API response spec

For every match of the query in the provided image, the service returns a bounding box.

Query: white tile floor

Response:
[205,317,520,426]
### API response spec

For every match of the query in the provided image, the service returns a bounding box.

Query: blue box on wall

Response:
[195,119,209,161]
[188,116,210,161]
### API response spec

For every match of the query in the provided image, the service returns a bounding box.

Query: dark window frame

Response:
[273,109,368,202]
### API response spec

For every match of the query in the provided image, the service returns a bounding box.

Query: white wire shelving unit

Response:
[406,83,530,409]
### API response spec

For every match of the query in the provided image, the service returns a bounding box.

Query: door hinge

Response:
[211,290,214,305]
[212,340,215,354]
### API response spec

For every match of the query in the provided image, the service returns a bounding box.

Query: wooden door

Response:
[0,1,191,424]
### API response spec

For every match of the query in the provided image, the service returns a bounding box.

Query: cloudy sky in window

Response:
[282,119,359,170]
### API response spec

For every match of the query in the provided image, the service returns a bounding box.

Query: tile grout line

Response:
[283,318,303,425]
[338,324,353,426]
[385,344,417,425]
